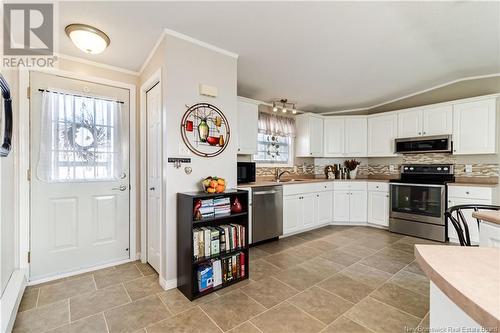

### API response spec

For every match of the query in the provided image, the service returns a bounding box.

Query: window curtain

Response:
[258,112,295,137]
[37,91,123,182]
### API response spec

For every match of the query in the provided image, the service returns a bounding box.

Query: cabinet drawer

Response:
[447,186,493,200]
[283,182,333,196]
[367,182,389,192]
[333,181,367,191]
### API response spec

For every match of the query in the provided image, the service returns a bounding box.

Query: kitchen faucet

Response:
[275,168,290,182]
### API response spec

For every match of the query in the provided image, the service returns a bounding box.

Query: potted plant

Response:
[344,159,361,179]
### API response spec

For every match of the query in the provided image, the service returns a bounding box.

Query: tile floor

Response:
[14,226,439,333]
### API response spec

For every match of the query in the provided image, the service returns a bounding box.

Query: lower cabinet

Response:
[333,182,368,224]
[368,184,390,227]
[316,191,334,225]
[479,221,500,248]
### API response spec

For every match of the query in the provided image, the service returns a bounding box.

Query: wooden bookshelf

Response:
[177,189,249,300]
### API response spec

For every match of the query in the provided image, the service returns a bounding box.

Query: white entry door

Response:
[30,72,130,280]
[146,82,161,273]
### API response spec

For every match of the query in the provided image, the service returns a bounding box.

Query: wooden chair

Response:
[445,204,500,246]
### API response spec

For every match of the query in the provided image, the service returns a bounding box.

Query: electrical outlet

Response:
[465,164,473,173]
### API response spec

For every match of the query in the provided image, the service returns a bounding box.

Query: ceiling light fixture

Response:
[65,24,110,54]
[272,102,278,112]
[271,99,298,114]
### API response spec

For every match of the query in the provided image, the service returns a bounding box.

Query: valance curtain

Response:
[257,112,296,137]
[37,91,123,182]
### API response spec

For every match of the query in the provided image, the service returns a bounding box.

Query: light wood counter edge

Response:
[414,245,500,331]
[472,211,500,226]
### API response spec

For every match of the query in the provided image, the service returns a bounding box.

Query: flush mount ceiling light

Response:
[65,24,110,54]
[272,99,297,114]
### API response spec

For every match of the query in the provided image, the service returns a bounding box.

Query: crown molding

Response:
[321,72,500,115]
[139,30,167,75]
[56,53,140,76]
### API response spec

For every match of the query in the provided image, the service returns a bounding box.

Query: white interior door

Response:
[30,72,130,280]
[146,83,161,273]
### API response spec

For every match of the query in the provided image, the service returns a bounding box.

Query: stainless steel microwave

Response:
[395,135,452,154]
[237,162,256,184]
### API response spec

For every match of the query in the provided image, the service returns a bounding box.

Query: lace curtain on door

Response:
[37,91,123,182]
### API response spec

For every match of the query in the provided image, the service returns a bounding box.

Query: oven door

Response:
[390,183,445,225]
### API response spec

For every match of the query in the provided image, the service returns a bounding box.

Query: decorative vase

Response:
[231,197,243,213]
[349,167,358,179]
[198,119,209,142]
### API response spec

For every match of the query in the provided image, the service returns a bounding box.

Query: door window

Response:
[37,91,123,182]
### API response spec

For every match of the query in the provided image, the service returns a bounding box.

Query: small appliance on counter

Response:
[237,162,256,184]
[389,164,454,242]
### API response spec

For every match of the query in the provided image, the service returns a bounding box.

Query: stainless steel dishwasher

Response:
[252,186,283,243]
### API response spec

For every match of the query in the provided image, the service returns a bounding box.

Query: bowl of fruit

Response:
[202,176,226,193]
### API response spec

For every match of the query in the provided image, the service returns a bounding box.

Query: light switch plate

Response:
[465,164,473,173]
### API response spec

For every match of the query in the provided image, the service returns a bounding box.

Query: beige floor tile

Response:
[322,234,357,247]
[249,247,271,261]
[391,270,429,296]
[256,240,291,254]
[200,290,266,331]
[320,248,363,267]
[250,259,282,281]
[279,235,309,247]
[13,300,69,333]
[104,295,171,332]
[158,288,219,314]
[296,230,323,241]
[227,321,261,333]
[70,284,130,321]
[124,274,163,301]
[360,249,414,274]
[289,245,325,261]
[263,250,306,269]
[288,286,353,324]
[336,244,377,259]
[241,277,298,308]
[340,263,392,289]
[47,313,107,333]
[370,282,429,318]
[418,312,430,330]
[298,257,346,280]
[18,288,39,312]
[404,261,426,276]
[345,297,421,333]
[215,279,252,296]
[37,276,96,307]
[317,273,374,303]
[135,262,157,276]
[273,266,324,291]
[322,316,372,333]
[251,302,325,333]
[94,264,143,289]
[146,306,221,333]
[302,239,339,252]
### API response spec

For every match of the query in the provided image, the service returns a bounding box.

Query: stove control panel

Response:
[401,164,454,175]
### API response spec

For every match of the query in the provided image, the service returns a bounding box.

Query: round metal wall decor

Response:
[180,103,230,157]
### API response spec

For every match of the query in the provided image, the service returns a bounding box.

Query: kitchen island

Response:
[415,245,500,332]
[472,211,500,248]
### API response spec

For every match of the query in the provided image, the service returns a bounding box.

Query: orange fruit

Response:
[217,185,225,193]
[209,180,218,188]
[207,187,216,193]
[217,179,225,185]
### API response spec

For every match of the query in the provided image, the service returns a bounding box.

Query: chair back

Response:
[445,204,500,246]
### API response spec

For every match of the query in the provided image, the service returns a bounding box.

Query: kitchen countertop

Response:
[238,178,391,188]
[415,245,500,331]
[472,211,500,226]
[448,182,498,188]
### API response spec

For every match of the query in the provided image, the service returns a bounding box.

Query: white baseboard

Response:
[159,276,177,290]
[1,269,27,333]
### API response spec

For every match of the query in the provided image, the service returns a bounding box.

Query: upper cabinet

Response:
[397,105,452,138]
[295,113,324,157]
[367,113,398,157]
[237,99,259,155]
[324,116,367,157]
[452,99,497,155]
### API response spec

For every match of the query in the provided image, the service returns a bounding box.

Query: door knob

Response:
[112,185,127,191]
[150,187,155,191]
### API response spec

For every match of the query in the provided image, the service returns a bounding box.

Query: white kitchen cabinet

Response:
[452,99,497,155]
[324,116,367,157]
[398,109,423,138]
[296,113,324,157]
[333,191,350,222]
[349,190,368,222]
[302,193,317,229]
[316,191,333,225]
[323,118,344,156]
[345,118,368,156]
[367,113,398,157]
[237,99,258,155]
[283,195,302,235]
[447,185,497,245]
[422,105,453,136]
[368,191,389,227]
[479,222,500,248]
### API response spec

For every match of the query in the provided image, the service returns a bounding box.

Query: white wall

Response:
[162,34,238,283]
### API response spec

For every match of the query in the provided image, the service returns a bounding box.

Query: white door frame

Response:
[139,68,163,280]
[18,68,137,283]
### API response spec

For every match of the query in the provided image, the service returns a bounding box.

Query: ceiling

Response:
[59,1,500,113]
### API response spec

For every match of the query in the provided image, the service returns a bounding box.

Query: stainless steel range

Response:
[389,164,454,242]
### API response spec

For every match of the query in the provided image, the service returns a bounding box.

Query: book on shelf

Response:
[193,224,246,260]
[210,229,220,256]
[197,264,213,292]
[212,259,222,287]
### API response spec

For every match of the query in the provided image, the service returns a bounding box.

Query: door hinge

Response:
[27,86,30,99]
[27,251,31,263]
[27,169,31,181]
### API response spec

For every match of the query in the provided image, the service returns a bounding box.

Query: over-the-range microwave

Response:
[395,135,452,154]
